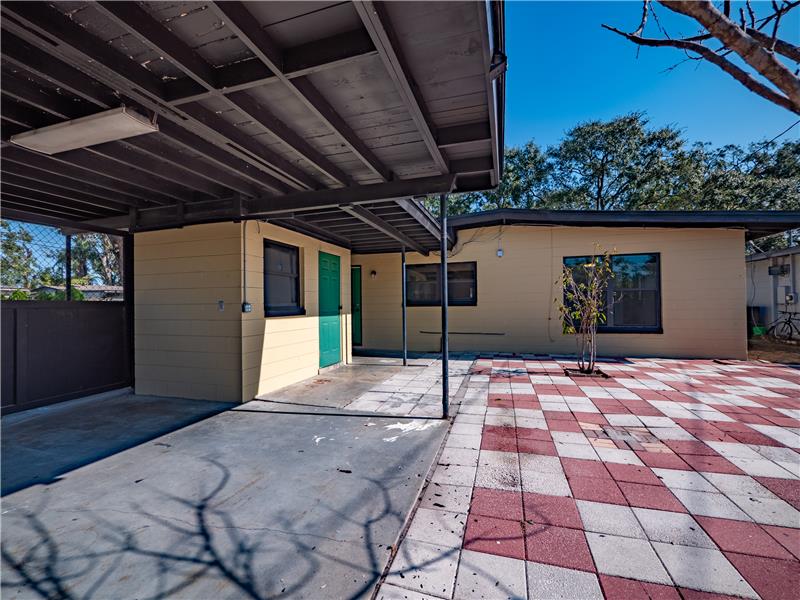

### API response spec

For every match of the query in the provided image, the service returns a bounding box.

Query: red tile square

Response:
[471,487,524,521]
[625,403,665,417]
[522,492,582,529]
[728,430,784,447]
[484,425,517,439]
[763,525,800,561]
[543,411,576,421]
[767,416,800,428]
[618,482,687,512]
[599,575,649,600]
[696,516,794,560]
[463,514,526,560]
[517,438,557,456]
[481,434,517,453]
[568,475,627,505]
[516,427,552,441]
[599,575,680,600]
[560,457,611,480]
[524,523,595,572]
[724,552,800,600]
[605,463,662,486]
[663,440,718,456]
[678,589,748,600]
[548,420,583,433]
[755,477,800,510]
[572,412,608,425]
[635,451,692,471]
[735,413,773,425]
[709,421,756,433]
[679,454,745,475]
[639,582,682,600]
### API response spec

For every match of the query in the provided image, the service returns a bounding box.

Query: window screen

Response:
[563,253,661,332]
[406,262,477,306]
[264,240,303,316]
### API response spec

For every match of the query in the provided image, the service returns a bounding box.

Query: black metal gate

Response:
[1,223,133,413]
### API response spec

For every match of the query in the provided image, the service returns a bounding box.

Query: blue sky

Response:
[504,1,800,149]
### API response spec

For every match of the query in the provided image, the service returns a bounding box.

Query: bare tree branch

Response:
[602,24,800,114]
[660,1,800,110]
[746,27,800,63]
[603,0,800,114]
[633,0,651,37]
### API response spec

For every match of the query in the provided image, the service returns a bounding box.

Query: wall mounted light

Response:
[370,270,377,280]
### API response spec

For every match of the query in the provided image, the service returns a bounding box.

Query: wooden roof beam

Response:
[354,1,449,175]
[209,1,393,183]
[0,2,293,196]
[165,28,378,105]
[339,204,429,255]
[94,1,325,192]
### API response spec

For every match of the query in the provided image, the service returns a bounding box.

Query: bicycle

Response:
[766,310,800,342]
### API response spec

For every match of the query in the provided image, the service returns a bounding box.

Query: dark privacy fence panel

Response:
[1,302,132,412]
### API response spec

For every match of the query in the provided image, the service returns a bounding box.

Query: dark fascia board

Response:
[448,209,800,240]
[746,245,800,262]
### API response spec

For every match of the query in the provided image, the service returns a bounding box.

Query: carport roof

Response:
[448,209,800,241]
[0,1,506,255]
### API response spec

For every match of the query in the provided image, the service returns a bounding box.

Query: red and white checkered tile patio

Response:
[376,355,800,600]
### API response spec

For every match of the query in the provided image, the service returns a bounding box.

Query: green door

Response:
[351,266,362,346]
[318,251,341,367]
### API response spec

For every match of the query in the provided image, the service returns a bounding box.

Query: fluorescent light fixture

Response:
[10,106,158,155]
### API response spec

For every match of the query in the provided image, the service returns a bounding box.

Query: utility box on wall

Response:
[769,264,790,276]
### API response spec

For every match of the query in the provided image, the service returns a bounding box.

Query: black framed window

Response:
[563,253,661,333]
[264,240,304,316]
[406,262,477,306]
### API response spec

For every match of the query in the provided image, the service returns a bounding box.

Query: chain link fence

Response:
[1,219,124,301]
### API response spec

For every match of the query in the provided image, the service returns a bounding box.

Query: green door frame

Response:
[351,266,362,346]
[318,251,341,368]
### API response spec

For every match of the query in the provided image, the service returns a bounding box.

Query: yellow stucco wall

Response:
[352,225,747,359]
[133,221,351,403]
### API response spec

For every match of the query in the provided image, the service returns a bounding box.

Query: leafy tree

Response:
[424,142,550,216]
[1,220,36,288]
[547,113,686,210]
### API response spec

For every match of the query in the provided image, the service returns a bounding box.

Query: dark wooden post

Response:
[440,193,449,419]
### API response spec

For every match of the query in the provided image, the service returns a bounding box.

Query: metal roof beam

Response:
[354,1,448,175]
[339,204,429,255]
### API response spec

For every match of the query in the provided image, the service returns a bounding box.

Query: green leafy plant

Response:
[556,246,614,374]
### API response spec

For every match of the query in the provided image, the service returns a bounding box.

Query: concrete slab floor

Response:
[1,395,449,599]
[256,356,434,410]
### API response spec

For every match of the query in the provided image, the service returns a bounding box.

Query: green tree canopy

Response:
[436,113,799,221]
